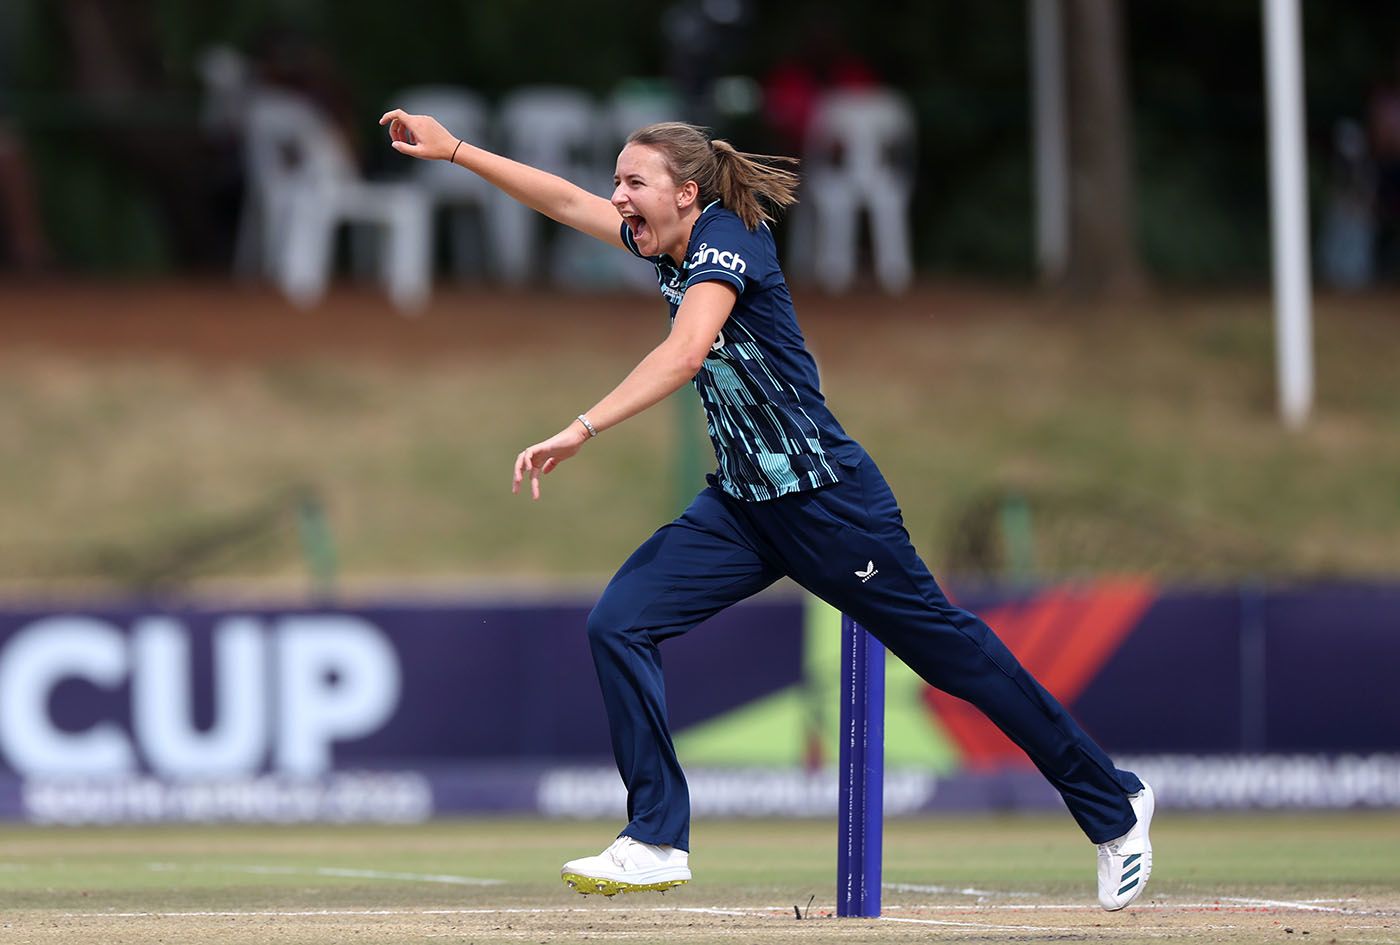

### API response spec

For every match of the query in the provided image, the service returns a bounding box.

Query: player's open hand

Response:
[379,109,457,161]
[512,424,590,501]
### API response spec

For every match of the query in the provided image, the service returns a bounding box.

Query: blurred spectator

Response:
[53,5,363,274]
[250,27,362,165]
[1319,119,1376,290]
[1370,46,1400,280]
[0,128,49,272]
[662,0,752,124]
[761,16,877,155]
[0,3,50,271]
[55,0,226,267]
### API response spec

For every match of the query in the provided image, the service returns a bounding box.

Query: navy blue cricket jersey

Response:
[622,201,861,501]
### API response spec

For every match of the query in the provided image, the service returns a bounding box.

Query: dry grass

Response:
[0,282,1397,592]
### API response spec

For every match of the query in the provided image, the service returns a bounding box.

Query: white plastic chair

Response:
[242,88,432,311]
[603,81,683,150]
[493,87,603,285]
[802,88,916,294]
[393,85,494,280]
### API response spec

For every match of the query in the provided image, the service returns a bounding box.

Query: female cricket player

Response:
[379,107,1154,911]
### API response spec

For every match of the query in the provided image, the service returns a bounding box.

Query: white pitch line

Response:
[884,881,1038,898]
[675,907,767,917]
[906,901,1391,916]
[64,909,601,919]
[1299,899,1361,904]
[58,901,1399,922]
[877,899,1395,917]
[301,867,502,887]
[144,862,502,887]
[1218,897,1352,913]
[59,907,778,921]
[879,915,1074,931]
[54,906,1075,933]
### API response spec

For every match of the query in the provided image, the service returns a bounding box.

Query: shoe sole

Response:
[561,872,689,897]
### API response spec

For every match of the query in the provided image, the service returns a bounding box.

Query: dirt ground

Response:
[0,278,1049,365]
[10,893,1399,945]
[4,277,1397,366]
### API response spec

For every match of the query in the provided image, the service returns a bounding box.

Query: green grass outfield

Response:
[2,814,1397,943]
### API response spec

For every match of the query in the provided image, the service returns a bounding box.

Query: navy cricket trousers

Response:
[586,449,1142,852]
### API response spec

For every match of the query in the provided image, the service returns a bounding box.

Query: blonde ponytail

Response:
[626,123,800,230]
[708,139,800,229]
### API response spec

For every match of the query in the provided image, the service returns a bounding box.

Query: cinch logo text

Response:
[690,243,747,273]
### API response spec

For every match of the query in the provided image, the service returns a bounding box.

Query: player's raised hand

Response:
[379,109,458,161]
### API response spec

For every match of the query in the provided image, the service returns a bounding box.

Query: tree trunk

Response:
[1061,0,1146,297]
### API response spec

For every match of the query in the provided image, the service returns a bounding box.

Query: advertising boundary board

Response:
[0,582,1394,822]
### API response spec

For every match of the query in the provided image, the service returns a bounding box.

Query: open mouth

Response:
[624,213,649,241]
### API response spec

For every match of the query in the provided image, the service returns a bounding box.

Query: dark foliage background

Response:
[4,0,1398,281]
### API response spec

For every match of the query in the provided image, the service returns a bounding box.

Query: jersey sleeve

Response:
[684,215,770,295]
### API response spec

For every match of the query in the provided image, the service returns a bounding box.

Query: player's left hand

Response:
[378,109,457,161]
[512,424,590,500]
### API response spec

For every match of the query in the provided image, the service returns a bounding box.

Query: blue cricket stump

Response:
[837,613,885,918]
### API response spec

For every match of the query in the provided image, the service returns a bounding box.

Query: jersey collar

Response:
[676,200,723,268]
[658,200,722,270]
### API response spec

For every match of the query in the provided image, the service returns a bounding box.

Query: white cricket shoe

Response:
[561,836,691,897]
[1097,781,1155,911]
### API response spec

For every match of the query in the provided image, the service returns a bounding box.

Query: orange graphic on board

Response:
[923,580,1156,770]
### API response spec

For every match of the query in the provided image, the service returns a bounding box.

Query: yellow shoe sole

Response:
[561,872,689,897]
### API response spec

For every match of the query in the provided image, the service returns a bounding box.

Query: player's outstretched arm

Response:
[379,109,625,250]
[512,282,737,500]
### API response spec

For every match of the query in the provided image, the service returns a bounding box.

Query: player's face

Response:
[612,144,689,259]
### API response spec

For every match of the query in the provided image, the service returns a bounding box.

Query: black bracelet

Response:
[449,139,463,164]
